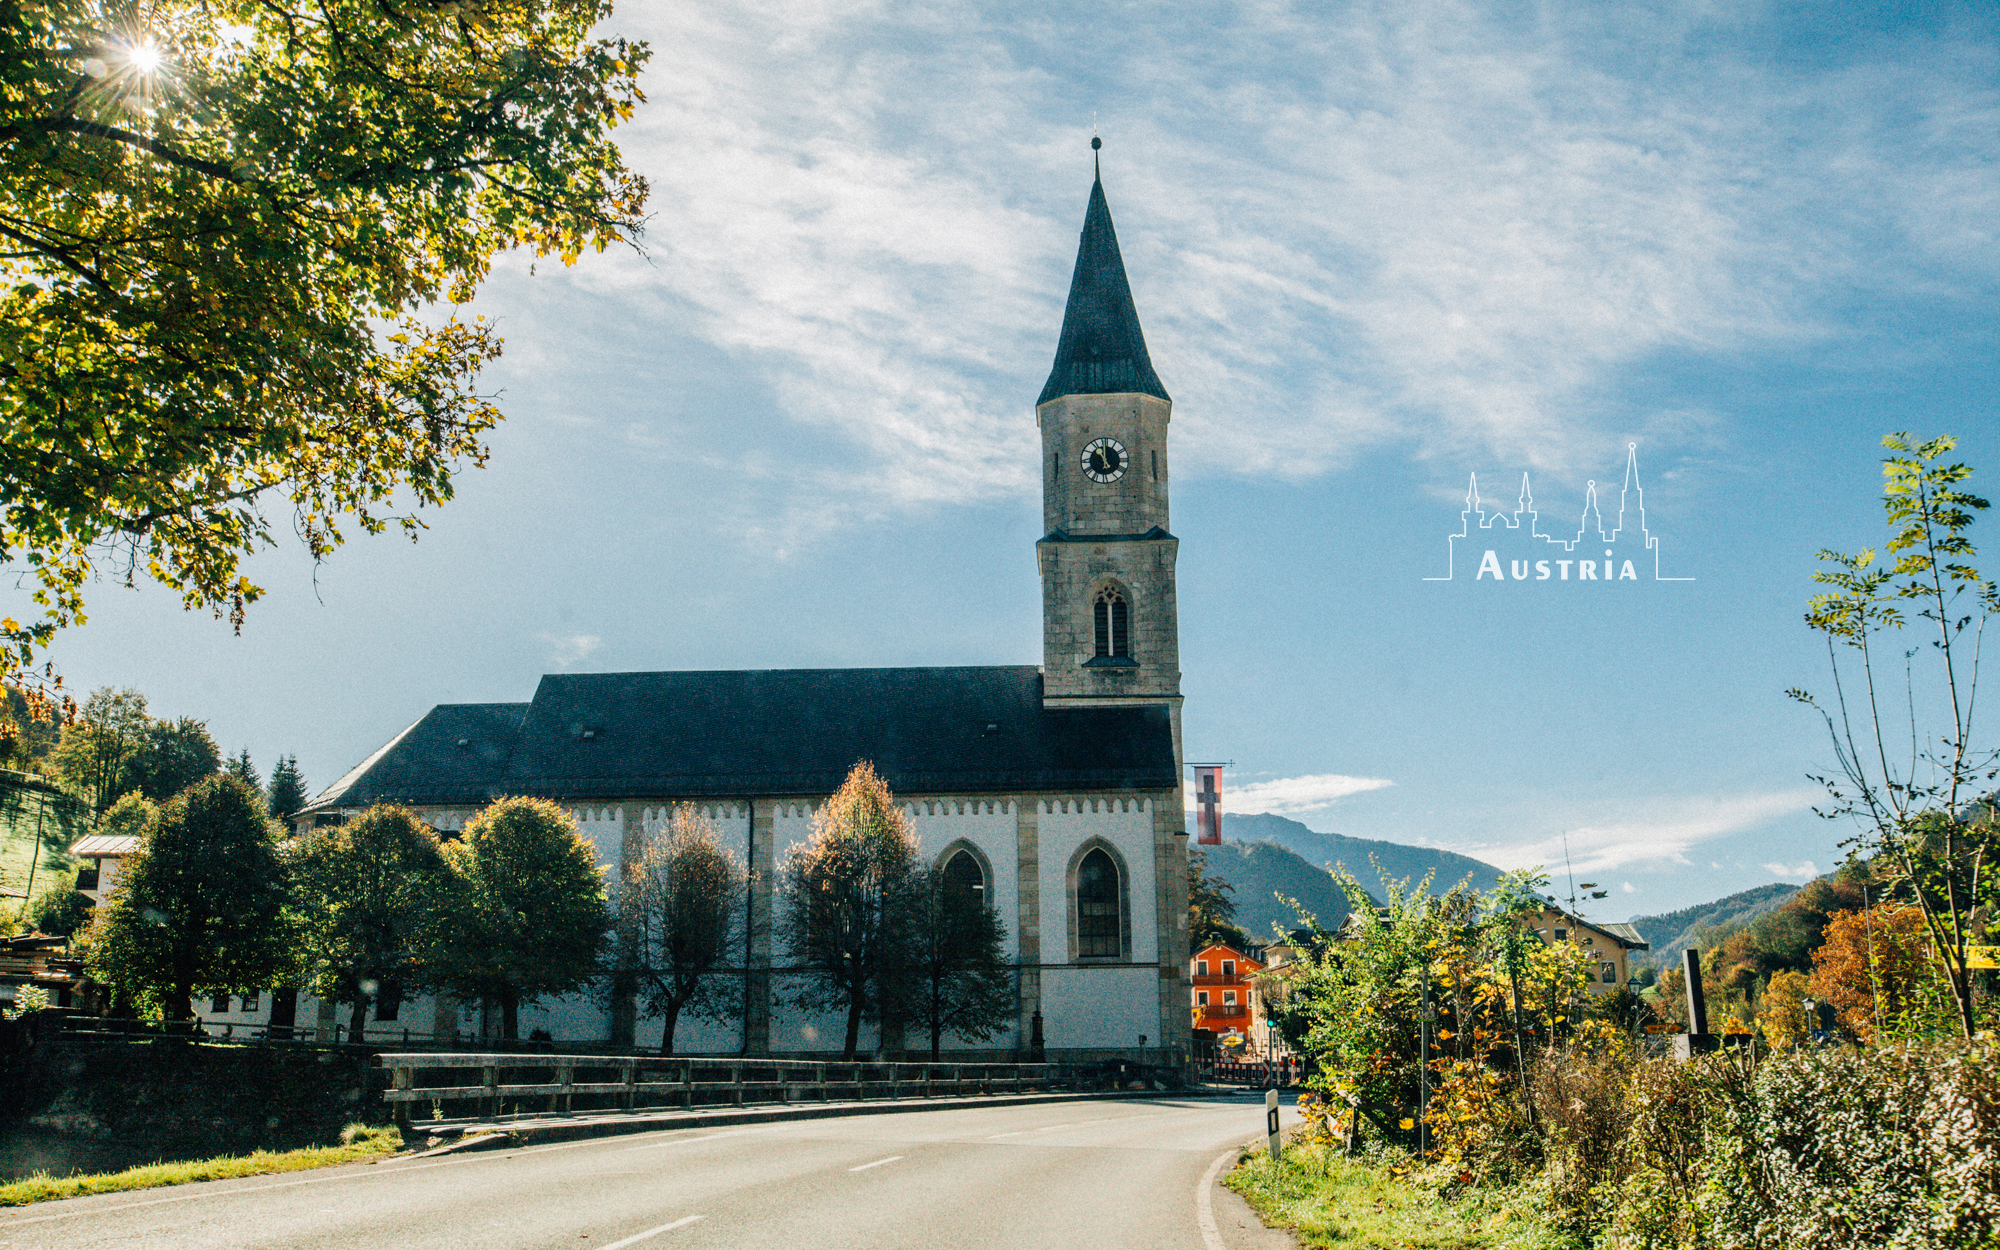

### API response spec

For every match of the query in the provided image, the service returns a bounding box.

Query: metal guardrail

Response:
[377,1053,1067,1131]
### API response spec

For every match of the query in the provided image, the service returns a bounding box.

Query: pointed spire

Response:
[1466,472,1481,511]
[1518,471,1533,511]
[1037,144,1169,406]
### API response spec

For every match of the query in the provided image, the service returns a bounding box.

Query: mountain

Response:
[1189,812,1512,945]
[1199,839,1355,940]
[1625,882,1802,968]
[1206,812,1510,897]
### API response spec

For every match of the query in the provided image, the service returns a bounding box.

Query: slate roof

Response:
[1036,169,1170,407]
[301,667,1177,813]
[71,834,141,858]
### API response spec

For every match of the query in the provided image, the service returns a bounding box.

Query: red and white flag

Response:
[1194,766,1223,845]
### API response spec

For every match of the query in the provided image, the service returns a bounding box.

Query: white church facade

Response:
[294,157,1193,1062]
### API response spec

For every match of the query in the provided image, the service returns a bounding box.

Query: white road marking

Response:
[847,1155,904,1172]
[1194,1147,1236,1250]
[598,1214,703,1249]
[984,1131,1027,1139]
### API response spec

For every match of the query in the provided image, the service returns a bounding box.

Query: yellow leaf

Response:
[1399,1118,1415,1130]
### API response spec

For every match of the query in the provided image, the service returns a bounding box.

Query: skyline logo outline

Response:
[1423,443,1694,583]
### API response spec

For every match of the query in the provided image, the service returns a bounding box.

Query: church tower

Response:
[1036,150,1183,755]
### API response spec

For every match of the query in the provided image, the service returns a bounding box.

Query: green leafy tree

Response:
[436,796,608,1041]
[27,869,89,936]
[1790,432,2000,1038]
[1188,846,1249,955]
[265,755,307,823]
[779,762,920,1060]
[223,749,259,791]
[292,804,452,1042]
[899,863,1014,1061]
[132,716,220,801]
[625,804,744,1055]
[0,0,649,685]
[84,775,290,1020]
[48,687,150,812]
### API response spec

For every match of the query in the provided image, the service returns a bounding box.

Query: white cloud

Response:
[1475,789,1819,874]
[1226,772,1395,817]
[529,0,2000,535]
[538,633,602,670]
[1763,860,1821,881]
[1621,882,1636,894]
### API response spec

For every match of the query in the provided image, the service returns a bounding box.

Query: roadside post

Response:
[1265,1088,1281,1162]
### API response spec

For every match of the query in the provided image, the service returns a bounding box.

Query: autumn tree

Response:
[0,0,649,685]
[435,797,608,1041]
[292,804,453,1042]
[265,756,307,823]
[779,763,920,1060]
[899,863,1014,1061]
[84,775,290,1020]
[625,805,745,1055]
[1791,433,2000,1037]
[1808,903,1956,1042]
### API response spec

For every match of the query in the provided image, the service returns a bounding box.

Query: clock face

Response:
[1081,437,1127,483]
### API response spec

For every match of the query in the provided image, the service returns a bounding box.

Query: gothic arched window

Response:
[1076,848,1121,958]
[943,848,985,918]
[1093,589,1129,658]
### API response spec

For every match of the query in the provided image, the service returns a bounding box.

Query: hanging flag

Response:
[1194,766,1223,845]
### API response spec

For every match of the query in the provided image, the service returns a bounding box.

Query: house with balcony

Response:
[1190,942,1265,1052]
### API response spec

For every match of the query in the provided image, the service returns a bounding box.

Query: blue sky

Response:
[43,0,2000,919]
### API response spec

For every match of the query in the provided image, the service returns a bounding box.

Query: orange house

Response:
[1190,942,1265,1043]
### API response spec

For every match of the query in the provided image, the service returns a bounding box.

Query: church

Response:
[297,154,1193,1062]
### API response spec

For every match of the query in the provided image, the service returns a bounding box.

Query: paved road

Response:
[0,1095,1300,1250]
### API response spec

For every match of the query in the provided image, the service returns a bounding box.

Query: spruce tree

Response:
[266,755,308,822]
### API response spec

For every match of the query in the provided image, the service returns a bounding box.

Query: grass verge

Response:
[1225,1140,1579,1250]
[0,1124,405,1207]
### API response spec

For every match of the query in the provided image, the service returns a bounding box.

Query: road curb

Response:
[406,1088,1246,1155]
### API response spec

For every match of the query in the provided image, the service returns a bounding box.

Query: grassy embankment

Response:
[1226,1141,1576,1250]
[0,1124,404,1207]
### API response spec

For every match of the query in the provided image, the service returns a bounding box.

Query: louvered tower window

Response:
[1093,589,1129,658]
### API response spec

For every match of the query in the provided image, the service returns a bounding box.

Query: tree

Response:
[292,804,452,1042]
[1188,846,1249,955]
[900,863,1015,1061]
[0,0,649,684]
[779,762,920,1060]
[131,716,220,801]
[625,804,744,1055]
[28,871,90,936]
[435,796,608,1041]
[1808,904,1956,1042]
[1791,433,2000,1038]
[266,755,307,823]
[48,687,150,812]
[223,749,259,791]
[84,775,290,1020]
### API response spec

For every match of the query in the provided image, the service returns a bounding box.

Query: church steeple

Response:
[1035,146,1182,728]
[1037,162,1170,406]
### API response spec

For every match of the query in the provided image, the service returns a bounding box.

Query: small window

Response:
[1076,848,1121,958]
[209,993,230,1014]
[1196,960,1208,976]
[1222,960,1236,976]
[1601,964,1617,984]
[1197,991,1209,1006]
[240,990,259,1013]
[1223,991,1237,1005]
[1553,928,1568,940]
[1093,589,1130,658]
